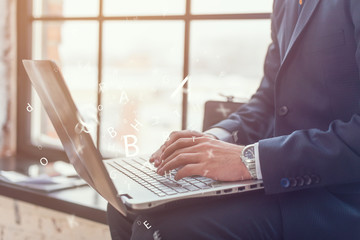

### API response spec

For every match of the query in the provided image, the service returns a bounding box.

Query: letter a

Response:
[119,91,129,105]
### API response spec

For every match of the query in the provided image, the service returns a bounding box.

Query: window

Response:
[17,0,272,161]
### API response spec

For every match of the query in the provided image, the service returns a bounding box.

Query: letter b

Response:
[123,135,139,157]
[107,127,117,138]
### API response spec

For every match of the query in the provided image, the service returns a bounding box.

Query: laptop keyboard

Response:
[107,157,215,197]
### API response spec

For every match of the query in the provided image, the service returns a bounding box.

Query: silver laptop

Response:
[23,59,263,216]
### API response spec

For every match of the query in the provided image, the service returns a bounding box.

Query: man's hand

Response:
[149,130,208,166]
[149,130,252,181]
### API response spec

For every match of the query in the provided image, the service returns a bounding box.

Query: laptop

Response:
[22,60,263,216]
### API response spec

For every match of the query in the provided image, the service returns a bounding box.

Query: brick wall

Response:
[0,195,111,240]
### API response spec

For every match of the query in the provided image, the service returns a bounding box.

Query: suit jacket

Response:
[214,0,360,239]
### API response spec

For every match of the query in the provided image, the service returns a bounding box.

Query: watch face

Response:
[243,146,255,160]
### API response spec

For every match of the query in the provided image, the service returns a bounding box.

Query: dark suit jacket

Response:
[214,0,360,239]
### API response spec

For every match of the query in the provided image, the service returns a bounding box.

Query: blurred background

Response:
[26,0,272,158]
[0,0,272,239]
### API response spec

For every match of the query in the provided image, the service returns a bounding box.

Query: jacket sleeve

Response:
[260,0,360,194]
[212,1,282,146]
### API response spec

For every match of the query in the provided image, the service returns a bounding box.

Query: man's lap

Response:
[107,190,283,240]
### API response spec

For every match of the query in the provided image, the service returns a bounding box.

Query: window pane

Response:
[188,20,271,131]
[31,21,99,147]
[104,0,185,16]
[192,0,273,14]
[101,21,184,156]
[33,0,99,17]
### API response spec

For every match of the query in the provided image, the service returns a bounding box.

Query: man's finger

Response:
[157,153,201,175]
[160,137,195,161]
[154,145,167,166]
[174,164,202,181]
[151,130,204,166]
[161,136,212,162]
[149,144,166,165]
[149,153,156,163]
[158,138,213,168]
[158,142,206,170]
[150,130,193,163]
[166,130,203,148]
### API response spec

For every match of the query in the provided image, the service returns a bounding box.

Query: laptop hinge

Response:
[118,193,133,200]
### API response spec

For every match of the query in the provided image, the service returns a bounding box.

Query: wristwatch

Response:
[241,144,257,179]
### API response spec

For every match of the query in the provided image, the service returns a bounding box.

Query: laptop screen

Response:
[23,60,127,215]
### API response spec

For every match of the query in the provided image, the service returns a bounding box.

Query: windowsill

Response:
[0,155,108,224]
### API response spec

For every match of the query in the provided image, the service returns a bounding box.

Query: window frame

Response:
[16,0,271,161]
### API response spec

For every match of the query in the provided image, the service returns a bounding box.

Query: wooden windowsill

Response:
[0,156,108,224]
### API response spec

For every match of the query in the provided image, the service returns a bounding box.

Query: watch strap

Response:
[241,144,257,179]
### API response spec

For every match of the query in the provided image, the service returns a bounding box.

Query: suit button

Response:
[296,177,304,186]
[303,175,312,185]
[281,178,290,188]
[289,177,297,187]
[311,174,320,184]
[278,106,289,116]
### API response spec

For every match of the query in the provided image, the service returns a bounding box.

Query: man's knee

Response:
[130,214,197,240]
[130,194,282,240]
[109,193,283,240]
[107,203,134,240]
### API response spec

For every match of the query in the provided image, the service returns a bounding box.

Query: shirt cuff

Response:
[254,142,263,179]
[204,128,234,143]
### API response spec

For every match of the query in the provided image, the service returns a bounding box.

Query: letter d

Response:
[26,103,33,112]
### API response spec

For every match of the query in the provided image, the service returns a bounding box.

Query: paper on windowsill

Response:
[0,170,87,192]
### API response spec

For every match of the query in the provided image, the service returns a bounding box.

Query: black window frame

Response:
[16,0,271,161]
